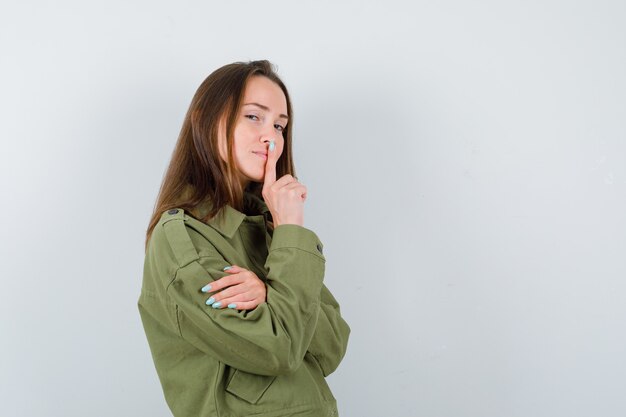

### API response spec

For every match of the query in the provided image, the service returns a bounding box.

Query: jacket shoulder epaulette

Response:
[159,208,200,269]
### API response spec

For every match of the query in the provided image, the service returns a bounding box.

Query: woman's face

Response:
[218,75,288,188]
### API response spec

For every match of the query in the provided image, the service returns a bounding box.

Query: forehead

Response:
[243,76,288,115]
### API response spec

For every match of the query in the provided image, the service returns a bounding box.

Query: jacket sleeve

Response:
[163,222,325,377]
[307,284,351,377]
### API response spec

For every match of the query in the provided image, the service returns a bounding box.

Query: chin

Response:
[241,172,264,184]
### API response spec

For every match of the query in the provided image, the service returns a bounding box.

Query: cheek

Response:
[231,127,247,157]
[277,139,286,157]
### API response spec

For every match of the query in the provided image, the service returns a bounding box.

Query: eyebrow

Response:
[243,102,289,120]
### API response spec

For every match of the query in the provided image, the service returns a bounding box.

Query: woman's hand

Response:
[201,265,266,310]
[262,140,307,227]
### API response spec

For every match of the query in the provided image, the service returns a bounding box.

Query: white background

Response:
[1,1,625,416]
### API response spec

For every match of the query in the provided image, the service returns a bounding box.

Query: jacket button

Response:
[316,243,323,254]
[168,209,179,215]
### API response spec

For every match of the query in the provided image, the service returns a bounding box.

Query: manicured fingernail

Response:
[206,297,215,305]
[212,302,222,308]
[201,284,212,292]
[269,141,275,152]
[223,266,232,271]
[228,303,236,309]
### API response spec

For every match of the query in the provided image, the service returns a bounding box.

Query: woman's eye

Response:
[245,115,284,132]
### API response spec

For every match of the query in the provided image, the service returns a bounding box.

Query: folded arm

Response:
[163,223,325,376]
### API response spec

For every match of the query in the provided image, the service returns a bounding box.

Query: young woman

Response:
[138,60,351,417]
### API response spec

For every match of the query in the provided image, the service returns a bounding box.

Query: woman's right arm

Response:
[306,284,351,377]
[152,217,325,377]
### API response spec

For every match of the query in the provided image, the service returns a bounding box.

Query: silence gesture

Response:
[261,140,307,227]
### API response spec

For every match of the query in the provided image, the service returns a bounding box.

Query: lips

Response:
[252,151,267,160]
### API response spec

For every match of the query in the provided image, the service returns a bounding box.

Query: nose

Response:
[259,123,280,148]
[260,133,277,147]
[258,137,269,151]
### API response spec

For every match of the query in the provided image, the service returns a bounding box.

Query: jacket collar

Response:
[195,191,271,239]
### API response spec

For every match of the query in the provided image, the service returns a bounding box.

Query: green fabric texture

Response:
[138,191,350,417]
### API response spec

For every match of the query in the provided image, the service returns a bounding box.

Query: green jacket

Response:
[138,191,351,417]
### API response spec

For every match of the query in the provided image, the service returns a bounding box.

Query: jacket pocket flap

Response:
[226,369,276,404]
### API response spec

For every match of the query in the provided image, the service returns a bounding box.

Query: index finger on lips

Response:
[263,140,277,187]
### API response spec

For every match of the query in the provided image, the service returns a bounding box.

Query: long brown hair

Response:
[145,60,296,250]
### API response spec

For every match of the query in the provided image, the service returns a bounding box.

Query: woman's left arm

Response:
[306,284,351,377]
